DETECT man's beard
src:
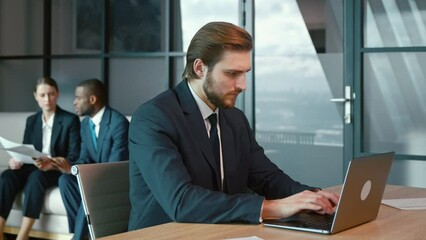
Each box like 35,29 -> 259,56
203,72 -> 234,109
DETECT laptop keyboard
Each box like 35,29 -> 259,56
302,213 -> 334,230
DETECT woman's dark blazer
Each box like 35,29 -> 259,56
23,106 -> 81,162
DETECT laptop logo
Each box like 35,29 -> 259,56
361,180 -> 372,201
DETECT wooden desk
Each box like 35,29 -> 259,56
99,185 -> 426,240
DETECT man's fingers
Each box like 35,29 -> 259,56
299,190 -> 338,214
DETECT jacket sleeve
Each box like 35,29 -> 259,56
240,114 -> 316,199
107,115 -> 129,162
74,119 -> 90,164
64,115 -> 81,162
23,116 -> 33,145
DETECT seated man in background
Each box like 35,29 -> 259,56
128,21 -> 339,231
52,79 -> 129,240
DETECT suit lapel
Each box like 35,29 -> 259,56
174,81 -> 221,186
33,112 -> 43,151
96,107 -> 111,159
219,113 -> 236,194
50,108 -> 63,156
83,118 -> 96,155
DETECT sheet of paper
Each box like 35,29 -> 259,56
0,136 -> 45,164
382,198 -> 426,210
225,237 -> 263,240
5,145 -> 47,159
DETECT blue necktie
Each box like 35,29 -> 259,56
89,120 -> 97,151
208,113 -> 220,172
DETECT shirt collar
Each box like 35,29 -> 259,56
187,81 -> 219,120
42,113 -> 55,128
90,107 -> 106,126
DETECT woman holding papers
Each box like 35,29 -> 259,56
0,77 -> 81,240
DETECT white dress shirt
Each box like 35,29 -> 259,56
42,113 -> 55,156
90,107 -> 106,138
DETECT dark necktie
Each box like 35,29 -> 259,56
208,113 -> 220,172
89,120 -> 97,151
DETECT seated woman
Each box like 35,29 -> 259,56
0,77 -> 81,240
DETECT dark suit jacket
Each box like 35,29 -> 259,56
24,106 -> 81,162
128,80 -> 315,230
74,106 -> 129,164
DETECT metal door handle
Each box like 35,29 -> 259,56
330,98 -> 347,102
330,86 -> 354,124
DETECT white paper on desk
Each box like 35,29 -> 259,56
225,237 -> 263,240
382,198 -> 426,210
0,136 -> 46,164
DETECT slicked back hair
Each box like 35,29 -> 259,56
182,21 -> 253,80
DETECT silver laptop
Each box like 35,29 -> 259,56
263,152 -> 394,234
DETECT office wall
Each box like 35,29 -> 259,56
109,58 -> 168,115
0,60 -> 42,111
389,160 -> 426,188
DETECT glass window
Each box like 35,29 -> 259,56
0,60 -> 43,111
363,52 -> 426,155
175,0 -> 238,52
0,0 -> 43,56
110,0 -> 163,52
51,59 -> 102,112
109,58 -> 167,115
52,0 -> 102,54
255,0 -> 344,187
171,56 -> 185,86
364,0 -> 426,47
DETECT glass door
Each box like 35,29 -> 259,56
355,0 -> 426,188
253,0 -> 347,188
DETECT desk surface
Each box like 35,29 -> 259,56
99,185 -> 426,240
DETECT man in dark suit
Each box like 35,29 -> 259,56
128,22 -> 339,231
52,79 -> 129,240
